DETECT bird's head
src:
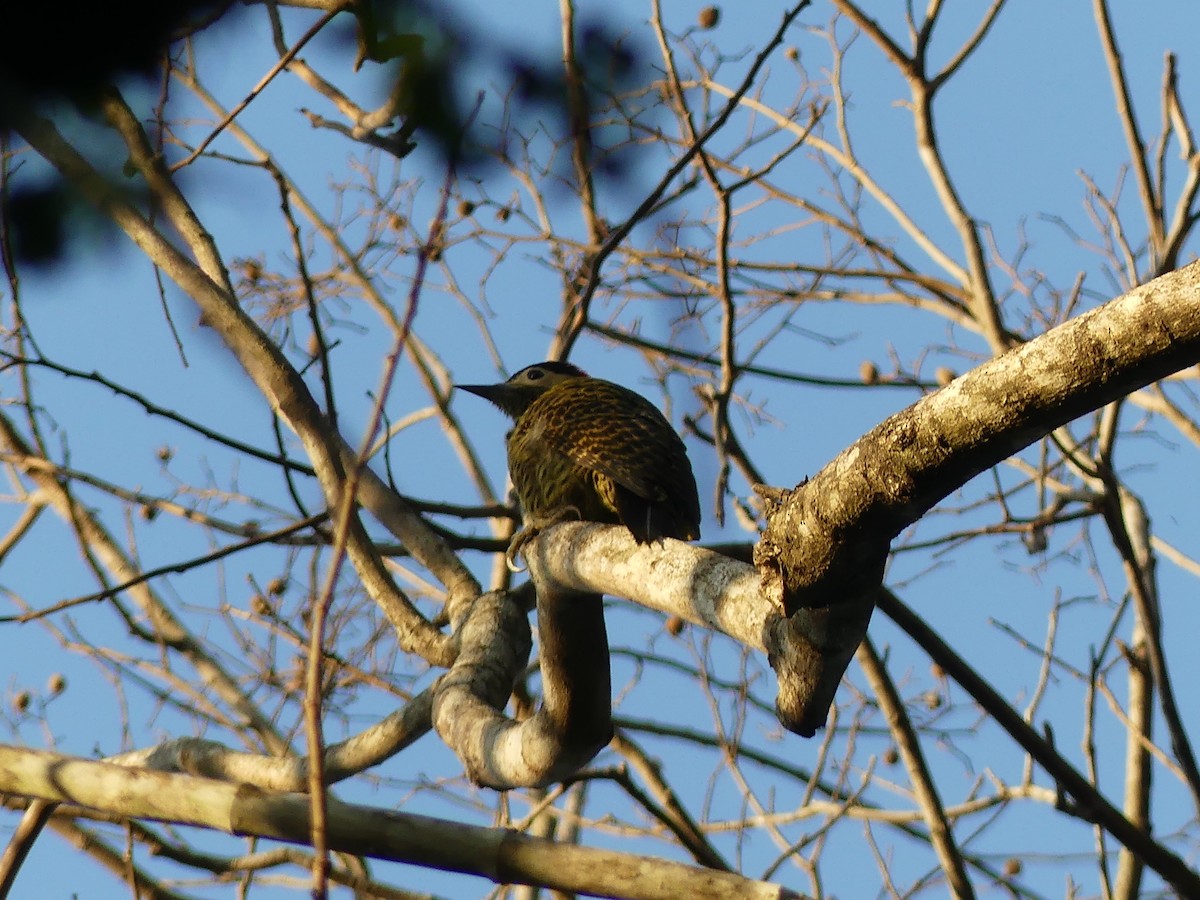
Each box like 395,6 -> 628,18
455,361 -> 588,419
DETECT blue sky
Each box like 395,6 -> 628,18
4,1 -> 1200,896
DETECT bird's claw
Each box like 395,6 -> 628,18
506,527 -> 536,572
505,506 -> 583,572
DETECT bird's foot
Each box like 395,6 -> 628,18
506,527 -> 537,572
505,506 -> 583,572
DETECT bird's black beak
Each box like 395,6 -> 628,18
454,382 -> 504,404
456,381 -> 526,420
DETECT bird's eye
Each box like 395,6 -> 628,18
526,369 -> 545,381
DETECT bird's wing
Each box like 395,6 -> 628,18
534,381 -> 680,501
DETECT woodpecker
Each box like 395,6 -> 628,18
457,361 -> 701,558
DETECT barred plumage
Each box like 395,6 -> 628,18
457,361 -> 701,544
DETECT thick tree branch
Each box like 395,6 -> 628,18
759,259 -> 1200,609
758,260 -> 1200,732
529,263 -> 1200,748
0,744 -> 805,900
430,588 -> 595,790
433,577 -> 614,790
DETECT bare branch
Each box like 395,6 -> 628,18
0,744 -> 807,900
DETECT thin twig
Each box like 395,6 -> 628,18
0,799 -> 57,897
171,6 -> 346,172
857,639 -> 974,898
